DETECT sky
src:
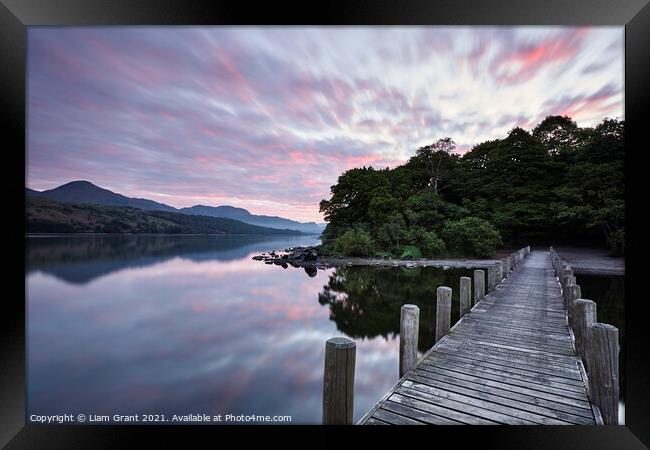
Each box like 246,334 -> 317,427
27,27 -> 624,223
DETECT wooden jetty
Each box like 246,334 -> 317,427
321,246 -> 620,425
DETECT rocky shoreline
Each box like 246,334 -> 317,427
252,245 -> 502,274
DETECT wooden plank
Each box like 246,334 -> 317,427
396,385 -> 570,425
413,362 -> 592,409
387,394 -> 492,424
448,330 -> 576,356
437,339 -> 581,370
441,335 -> 580,362
364,417 -> 390,425
424,353 -> 588,392
450,324 -> 576,348
417,362 -> 590,402
429,351 -> 586,386
402,380 -> 594,424
406,372 -> 594,419
372,408 -> 425,425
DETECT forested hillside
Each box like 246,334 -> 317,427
27,198 -> 302,235
319,116 -> 624,258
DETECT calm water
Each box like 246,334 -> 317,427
26,235 -> 474,424
26,236 -> 626,424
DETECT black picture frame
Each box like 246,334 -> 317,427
2,0 -> 648,447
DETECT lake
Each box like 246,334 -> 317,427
26,234 -> 475,424
26,235 -> 625,424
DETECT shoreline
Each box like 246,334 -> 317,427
254,245 -> 505,271
264,256 -> 502,270
254,245 -> 625,276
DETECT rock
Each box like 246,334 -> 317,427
304,249 -> 318,261
252,256 -> 264,261
304,266 -> 318,277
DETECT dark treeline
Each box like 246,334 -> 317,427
319,116 -> 624,257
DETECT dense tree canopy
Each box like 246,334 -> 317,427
320,116 -> 624,257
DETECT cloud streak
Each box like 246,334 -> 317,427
27,27 -> 623,222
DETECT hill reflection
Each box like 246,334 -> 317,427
26,234 -> 321,284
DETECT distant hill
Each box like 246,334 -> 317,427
26,181 -> 177,212
26,197 -> 302,235
26,181 -> 324,234
180,205 -> 324,234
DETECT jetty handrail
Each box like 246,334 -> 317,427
321,246 -> 532,425
549,246 -> 619,425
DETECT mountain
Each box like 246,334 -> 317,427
26,180 -> 177,212
26,197 -> 302,235
180,205 -> 324,234
26,181 -> 324,234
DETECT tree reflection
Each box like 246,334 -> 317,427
318,266 -> 470,352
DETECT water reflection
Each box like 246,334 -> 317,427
27,235 -> 430,424
26,234 -> 321,284
29,236 -> 618,424
319,266 -> 473,352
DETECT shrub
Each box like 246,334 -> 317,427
333,228 -> 375,257
442,217 -> 502,257
412,228 -> 446,258
400,245 -> 422,260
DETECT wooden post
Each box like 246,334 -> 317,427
560,264 -> 572,284
473,270 -> 485,305
487,266 -> 497,292
561,273 -> 575,294
510,253 -> 516,269
459,277 -> 471,318
435,286 -> 452,343
501,257 -> 510,278
562,270 -> 576,289
567,284 -> 581,326
494,262 -> 503,284
588,323 -> 619,425
399,304 -> 420,378
323,337 -> 356,425
562,276 -> 575,309
574,299 -> 597,371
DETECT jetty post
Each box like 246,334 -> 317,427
435,286 -> 452,343
399,305 -> 420,378
587,323 -> 620,425
473,270 -> 485,305
323,337 -> 356,425
459,277 -> 471,318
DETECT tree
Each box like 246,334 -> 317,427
441,217 -> 502,258
319,117 -> 624,255
415,137 -> 456,195
532,115 -> 584,158
333,228 -> 375,257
